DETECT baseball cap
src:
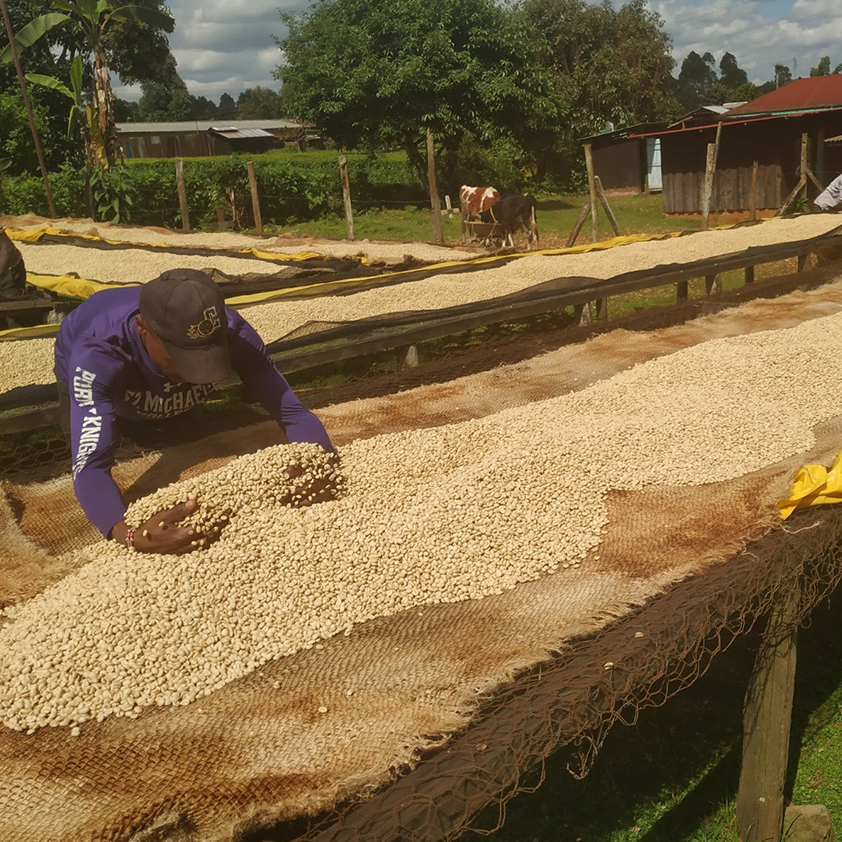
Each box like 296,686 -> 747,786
139,269 -> 232,384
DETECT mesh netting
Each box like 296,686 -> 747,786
4,278 -> 842,841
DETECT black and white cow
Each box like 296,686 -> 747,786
479,194 -> 539,250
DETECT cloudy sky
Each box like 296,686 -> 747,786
114,0 -> 842,102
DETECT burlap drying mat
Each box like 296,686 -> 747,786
4,284 -> 842,842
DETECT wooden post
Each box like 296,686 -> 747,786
595,176 -> 621,236
745,266 -> 755,285
701,142 -> 717,230
246,161 -> 263,236
175,158 -> 191,233
749,160 -> 759,222
736,584 -> 801,842
705,274 -> 722,295
594,297 -> 607,320
584,143 -> 599,243
676,281 -> 688,303
797,253 -> 809,272
574,302 -> 592,326
338,155 -> 354,241
426,128 -> 444,245
0,0 -> 56,218
445,194 -> 454,217
566,199 -> 592,247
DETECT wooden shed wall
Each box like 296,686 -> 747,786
661,112 -> 842,214
121,132 -> 216,159
592,138 -> 644,194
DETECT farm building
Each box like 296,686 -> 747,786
581,123 -> 666,195
116,119 -> 314,159
633,76 -> 842,215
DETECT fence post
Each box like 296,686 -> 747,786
175,158 -> 191,233
427,128 -> 444,245
701,142 -> 716,230
338,155 -> 354,241
584,143 -> 599,243
445,194 -> 454,217
749,160 -> 759,222
247,161 -> 263,236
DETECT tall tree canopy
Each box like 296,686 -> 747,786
276,0 -> 557,189
676,50 -> 717,111
237,86 -> 283,120
138,55 -> 191,121
719,52 -> 747,89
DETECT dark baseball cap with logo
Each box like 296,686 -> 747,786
139,269 -> 232,384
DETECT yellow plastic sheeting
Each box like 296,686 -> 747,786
777,448 -> 842,519
5,227 -> 355,265
26,272 -> 132,299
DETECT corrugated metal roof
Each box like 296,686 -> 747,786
116,119 -> 309,134
629,110 -> 838,139
827,134 -> 842,144
209,127 -> 274,139
727,76 -> 842,116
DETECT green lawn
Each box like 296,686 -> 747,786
460,596 -> 842,842
266,192 -> 701,246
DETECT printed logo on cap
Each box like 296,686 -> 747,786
186,306 -> 221,340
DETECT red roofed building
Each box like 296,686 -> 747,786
638,77 -> 842,214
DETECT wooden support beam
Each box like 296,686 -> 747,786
595,176 -> 621,237
749,160 -> 759,222
797,253 -> 809,272
594,297 -> 608,320
778,176 -> 806,217
736,583 -> 801,842
745,266 -> 755,285
426,128 -> 444,245
338,155 -> 354,241
705,274 -> 722,295
175,158 -> 191,233
246,161 -> 263,237
676,281 -> 689,303
701,142 -> 717,230
567,199 -> 592,248
574,302 -> 591,326
584,143 -> 599,243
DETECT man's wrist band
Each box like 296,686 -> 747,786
125,527 -> 136,551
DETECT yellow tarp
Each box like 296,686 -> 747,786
6,227 -> 350,265
777,448 -> 842,519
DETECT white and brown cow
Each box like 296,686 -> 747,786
480,194 -> 539,250
459,185 -> 501,219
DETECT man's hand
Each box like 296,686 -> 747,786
285,458 -> 341,507
110,500 -> 210,555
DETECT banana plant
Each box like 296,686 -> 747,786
1,0 -> 174,169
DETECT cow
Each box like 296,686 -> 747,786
479,194 -> 539,250
459,185 -> 501,219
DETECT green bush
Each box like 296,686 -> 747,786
0,148 -> 537,229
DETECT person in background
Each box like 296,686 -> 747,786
814,172 -> 842,213
55,268 -> 334,555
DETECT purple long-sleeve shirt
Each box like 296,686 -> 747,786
54,286 -> 333,537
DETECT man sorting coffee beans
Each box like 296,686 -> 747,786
55,268 -> 334,555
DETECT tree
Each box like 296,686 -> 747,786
677,50 -> 717,111
277,0 -> 557,189
138,55 -> 191,121
236,86 -> 283,120
0,89 -> 55,173
189,95 -> 217,120
1,0 -> 174,168
774,63 -> 792,87
719,52 -> 747,89
810,56 -> 831,77
217,92 -> 237,120
113,96 -> 140,122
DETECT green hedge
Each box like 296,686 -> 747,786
0,152 -> 431,229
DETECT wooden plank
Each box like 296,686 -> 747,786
736,583 -> 801,842
676,281 -> 689,302
585,143 -> 599,242
595,176 -> 621,236
594,298 -> 607,320
750,161 -> 759,221
246,161 -> 263,237
744,266 -> 755,285
797,253 -> 809,272
705,274 -> 722,295
427,129 -> 443,245
339,155 -> 354,241
701,143 -> 717,229
566,200 -> 592,247
176,158 -> 191,233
